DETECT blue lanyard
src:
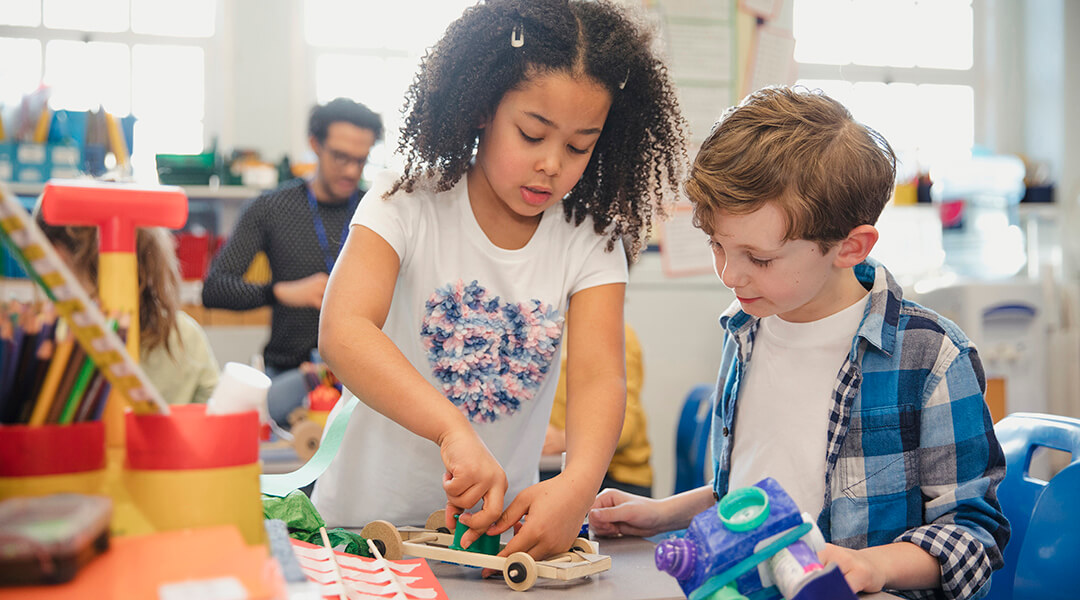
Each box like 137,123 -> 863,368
306,184 -> 359,273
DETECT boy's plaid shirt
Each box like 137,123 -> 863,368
710,258 -> 1010,600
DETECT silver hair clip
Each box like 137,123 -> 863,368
618,68 -> 629,90
511,24 -> 525,48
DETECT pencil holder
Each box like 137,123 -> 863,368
123,404 -> 265,545
0,421 -> 106,500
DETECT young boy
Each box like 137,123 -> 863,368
588,87 -> 1009,600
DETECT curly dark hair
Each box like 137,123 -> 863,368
309,98 -> 384,144
390,0 -> 687,259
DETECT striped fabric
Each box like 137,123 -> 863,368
710,258 -> 1009,600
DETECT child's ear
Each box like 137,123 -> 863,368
832,225 -> 879,268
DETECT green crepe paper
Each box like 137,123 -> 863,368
262,490 -> 371,557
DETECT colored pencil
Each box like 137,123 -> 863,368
75,370 -> 106,423
10,309 -> 44,423
88,316 -> 127,423
16,335 -> 54,424
29,328 -> 74,426
48,342 -> 85,424
58,354 -> 96,425
0,313 -> 24,424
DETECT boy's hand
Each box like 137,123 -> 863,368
817,543 -> 886,594
485,475 -> 593,562
438,428 -> 507,548
588,488 -> 666,538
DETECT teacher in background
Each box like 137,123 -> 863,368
202,98 -> 383,376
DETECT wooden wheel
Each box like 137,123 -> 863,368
571,537 -> 597,554
360,520 -> 404,560
426,509 -> 450,533
503,552 -> 537,592
290,419 -> 323,461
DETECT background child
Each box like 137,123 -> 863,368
36,213 -> 220,404
541,320 -> 652,496
588,87 -> 1009,599
542,245 -> 653,496
312,0 -> 687,561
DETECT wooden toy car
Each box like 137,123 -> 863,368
360,510 -> 611,591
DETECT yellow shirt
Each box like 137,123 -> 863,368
139,311 -> 220,404
549,324 -> 652,487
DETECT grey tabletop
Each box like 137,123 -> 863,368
425,535 -> 902,600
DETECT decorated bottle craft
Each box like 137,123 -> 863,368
654,477 -> 857,600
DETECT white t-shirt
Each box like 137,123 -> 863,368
727,293 -> 869,518
311,171 -> 628,527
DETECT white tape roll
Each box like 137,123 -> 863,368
206,361 -> 272,421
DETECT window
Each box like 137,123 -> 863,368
0,0 -> 218,182
304,0 -> 477,175
793,0 -> 976,175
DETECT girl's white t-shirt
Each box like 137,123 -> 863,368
311,171 -> 628,527
727,293 -> 869,518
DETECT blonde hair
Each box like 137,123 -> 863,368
35,214 -> 182,355
687,86 -> 896,251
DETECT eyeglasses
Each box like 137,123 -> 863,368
321,145 -> 368,170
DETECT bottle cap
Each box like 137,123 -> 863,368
718,485 -> 769,532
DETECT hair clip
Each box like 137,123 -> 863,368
618,68 -> 629,90
511,24 -> 525,48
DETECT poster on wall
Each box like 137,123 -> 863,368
744,25 -> 797,96
653,0 -> 735,151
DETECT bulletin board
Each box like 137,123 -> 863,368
648,0 -> 798,278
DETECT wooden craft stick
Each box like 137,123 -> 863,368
365,538 -> 408,600
319,527 -> 347,600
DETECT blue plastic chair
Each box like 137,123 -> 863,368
674,384 -> 714,494
986,412 -> 1080,600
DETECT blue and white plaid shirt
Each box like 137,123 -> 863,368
711,258 -> 1010,600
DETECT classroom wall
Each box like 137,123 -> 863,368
625,252 -> 733,497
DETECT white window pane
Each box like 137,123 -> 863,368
132,0 -> 216,37
305,0 -> 473,51
132,44 -> 204,120
794,79 -> 852,107
0,38 -> 42,105
43,0 -> 129,32
850,0 -> 916,68
793,0 -> 855,65
133,118 -> 204,180
315,52 -> 415,154
305,0 -> 381,48
913,1 -> 972,70
45,40 -> 130,114
849,82 -> 919,155
915,84 -> 973,167
0,0 -> 41,26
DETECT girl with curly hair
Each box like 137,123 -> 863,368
313,0 -> 687,561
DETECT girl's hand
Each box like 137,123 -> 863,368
485,475 -> 593,562
817,543 -> 887,594
588,488 -> 667,538
439,428 -> 507,548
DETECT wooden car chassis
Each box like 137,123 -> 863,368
360,511 -> 611,591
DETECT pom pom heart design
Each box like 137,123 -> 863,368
421,280 -> 564,423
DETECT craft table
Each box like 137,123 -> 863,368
423,534 -> 903,599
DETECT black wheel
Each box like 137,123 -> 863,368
503,552 -> 537,591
